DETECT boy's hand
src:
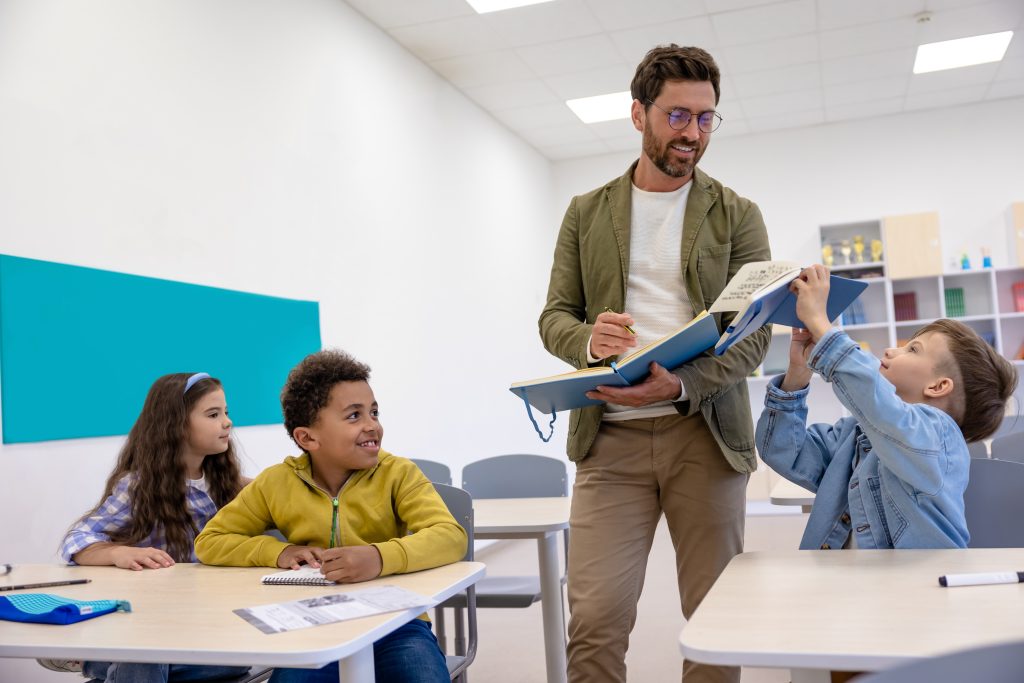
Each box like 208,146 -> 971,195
110,546 -> 175,571
781,328 -> 815,392
277,545 -> 324,570
790,264 -> 832,340
590,310 -> 638,360
320,546 -> 383,584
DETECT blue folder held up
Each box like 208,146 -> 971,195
713,271 -> 868,355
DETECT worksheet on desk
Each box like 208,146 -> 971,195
234,585 -> 436,634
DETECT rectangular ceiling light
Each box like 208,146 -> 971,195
466,0 -> 556,13
566,91 -> 634,124
913,31 -> 1013,74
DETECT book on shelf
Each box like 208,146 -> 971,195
893,292 -> 918,322
510,262 -> 868,436
262,565 -> 334,586
944,287 -> 966,317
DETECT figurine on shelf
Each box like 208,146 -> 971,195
870,238 -> 883,263
981,246 -> 992,268
839,239 -> 852,265
821,243 -> 834,267
961,251 -> 971,270
852,235 -> 865,263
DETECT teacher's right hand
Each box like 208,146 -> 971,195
590,310 -> 638,360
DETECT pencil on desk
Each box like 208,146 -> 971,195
0,579 -> 91,592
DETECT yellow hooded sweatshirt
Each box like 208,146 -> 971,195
195,450 -> 467,575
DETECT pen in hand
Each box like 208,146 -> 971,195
603,307 -> 636,335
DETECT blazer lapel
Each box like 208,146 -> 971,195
605,162 -> 637,306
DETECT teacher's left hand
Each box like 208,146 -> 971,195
586,362 -> 683,408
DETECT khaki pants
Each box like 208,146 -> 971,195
566,413 -> 748,683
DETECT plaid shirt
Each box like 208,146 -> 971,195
60,474 -> 219,563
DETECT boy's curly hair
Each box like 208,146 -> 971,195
281,349 -> 371,444
913,319 -> 1018,442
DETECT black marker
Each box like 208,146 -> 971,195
938,571 -> 1024,587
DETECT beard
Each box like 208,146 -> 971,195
641,123 -> 704,179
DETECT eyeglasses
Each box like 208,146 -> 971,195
646,100 -> 722,133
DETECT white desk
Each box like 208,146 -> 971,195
0,562 -> 485,683
679,549 -> 1024,683
473,497 -> 571,683
769,478 -> 815,513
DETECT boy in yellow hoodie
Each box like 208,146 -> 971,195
195,349 -> 466,683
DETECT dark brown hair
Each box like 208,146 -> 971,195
913,319 -> 1018,442
630,44 -> 721,106
281,350 -> 371,445
73,373 -> 244,562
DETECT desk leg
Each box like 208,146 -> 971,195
791,668 -> 829,683
338,645 -> 375,683
537,531 -> 567,683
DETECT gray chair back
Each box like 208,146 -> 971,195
967,440 -> 988,459
991,415 -> 1024,440
857,640 -> 1024,683
989,430 -> 1024,464
461,454 -> 567,499
964,458 -> 1024,548
431,483 -> 477,681
411,458 -> 453,485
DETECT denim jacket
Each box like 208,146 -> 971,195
755,329 -> 969,550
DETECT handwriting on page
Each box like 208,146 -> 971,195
708,261 -> 800,313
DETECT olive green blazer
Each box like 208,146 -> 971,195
539,162 -> 771,472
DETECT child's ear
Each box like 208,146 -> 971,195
924,376 -> 955,399
292,426 -> 318,451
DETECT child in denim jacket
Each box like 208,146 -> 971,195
756,265 -> 1017,550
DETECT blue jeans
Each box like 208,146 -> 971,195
83,662 -> 252,682
268,619 -> 448,683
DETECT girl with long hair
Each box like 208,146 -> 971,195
54,372 -> 251,682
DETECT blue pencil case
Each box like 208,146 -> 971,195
0,593 -> 131,625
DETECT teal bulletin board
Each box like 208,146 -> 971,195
0,255 -> 321,444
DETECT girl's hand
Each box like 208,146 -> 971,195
790,264 -> 832,340
320,546 -> 383,584
781,328 -> 815,392
276,544 -> 325,570
110,546 -> 175,571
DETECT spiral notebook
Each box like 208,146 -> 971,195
261,566 -> 335,586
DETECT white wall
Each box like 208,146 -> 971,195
0,0 -> 570,573
554,96 -> 1024,269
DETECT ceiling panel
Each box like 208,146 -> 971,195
343,0 -> 1024,160
710,0 -> 817,47
584,0 -> 709,32
514,33 -> 624,77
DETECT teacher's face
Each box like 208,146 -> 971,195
638,79 -> 716,184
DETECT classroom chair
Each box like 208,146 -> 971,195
411,458 -> 453,485
967,439 -> 988,459
856,640 -> 1024,682
435,454 -> 569,650
963,458 -> 1024,548
988,429 -> 1024,464
431,483 -> 478,683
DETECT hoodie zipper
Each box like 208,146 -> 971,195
329,496 -> 340,549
